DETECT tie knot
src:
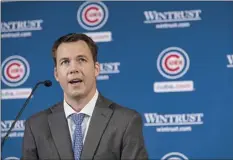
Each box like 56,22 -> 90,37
71,113 -> 85,125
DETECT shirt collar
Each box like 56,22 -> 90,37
64,90 -> 99,119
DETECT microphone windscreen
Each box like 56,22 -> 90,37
44,80 -> 52,87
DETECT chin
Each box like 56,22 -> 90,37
70,91 -> 85,98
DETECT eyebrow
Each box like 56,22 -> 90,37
58,55 -> 89,62
58,57 -> 69,63
76,55 -> 88,59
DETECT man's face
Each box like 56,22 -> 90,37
54,40 -> 100,100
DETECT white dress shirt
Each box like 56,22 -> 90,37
64,90 -> 99,144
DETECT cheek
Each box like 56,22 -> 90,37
56,70 -> 67,81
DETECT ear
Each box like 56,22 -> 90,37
54,67 -> 59,82
94,62 -> 100,77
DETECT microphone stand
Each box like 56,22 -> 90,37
1,81 -> 51,153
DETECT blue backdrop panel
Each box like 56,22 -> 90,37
1,1 -> 233,160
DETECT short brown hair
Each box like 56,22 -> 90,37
52,33 -> 98,66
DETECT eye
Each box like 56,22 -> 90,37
61,59 -> 69,65
79,58 -> 87,62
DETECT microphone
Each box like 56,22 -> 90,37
1,80 -> 52,150
44,80 -> 52,87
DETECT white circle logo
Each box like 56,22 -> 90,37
2,55 -> 30,87
77,1 -> 108,31
157,47 -> 190,79
161,152 -> 189,160
4,157 -> 19,160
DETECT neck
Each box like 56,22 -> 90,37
65,89 -> 97,112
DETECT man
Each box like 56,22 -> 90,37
22,33 -> 148,160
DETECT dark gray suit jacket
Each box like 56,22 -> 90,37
22,94 -> 148,160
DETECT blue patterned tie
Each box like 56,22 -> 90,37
71,113 -> 85,160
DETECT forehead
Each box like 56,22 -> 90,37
56,40 -> 92,58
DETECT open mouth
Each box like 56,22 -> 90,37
69,78 -> 83,84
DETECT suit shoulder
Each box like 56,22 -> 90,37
26,102 -> 62,122
110,100 -> 141,119
107,100 -> 144,130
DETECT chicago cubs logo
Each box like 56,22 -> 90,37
157,47 -> 190,79
161,152 -> 188,160
1,55 -> 30,87
4,157 -> 19,160
77,1 -> 108,31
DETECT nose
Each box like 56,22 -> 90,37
69,61 -> 80,74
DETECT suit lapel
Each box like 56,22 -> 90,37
81,94 -> 113,160
48,103 -> 74,160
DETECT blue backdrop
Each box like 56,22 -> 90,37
1,1 -> 233,160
